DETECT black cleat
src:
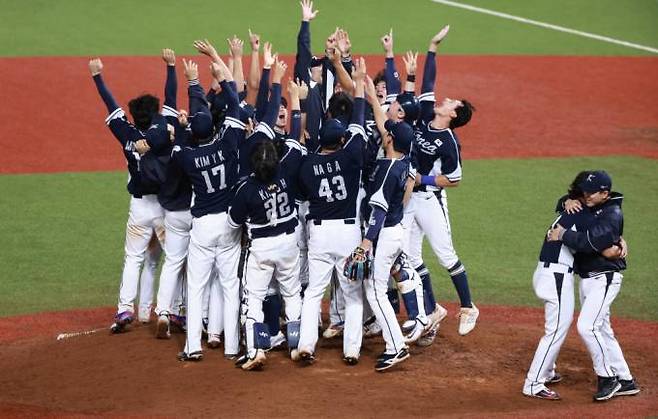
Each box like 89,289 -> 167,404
615,378 -> 640,396
594,376 -> 621,401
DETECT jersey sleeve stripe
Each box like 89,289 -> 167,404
418,92 -> 435,102
162,105 -> 178,118
224,116 -> 246,130
347,124 -> 367,141
255,123 -> 275,139
105,108 -> 125,125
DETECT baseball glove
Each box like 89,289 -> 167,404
343,246 -> 373,281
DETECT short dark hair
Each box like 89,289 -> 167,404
327,92 -> 353,120
251,140 -> 279,183
128,94 -> 160,131
449,99 -> 475,130
373,69 -> 386,87
568,170 -> 591,199
280,96 -> 288,109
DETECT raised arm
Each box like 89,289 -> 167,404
245,29 -> 261,106
381,29 -> 401,100
329,30 -> 355,96
162,48 -> 178,118
402,51 -> 418,94
365,75 -> 388,140
350,57 -> 366,127
294,0 -> 318,85
419,25 -> 449,122
228,36 -> 245,94
210,61 -> 239,119
89,58 -> 119,113
287,80 -> 302,141
259,59 -> 286,129
255,42 -> 275,122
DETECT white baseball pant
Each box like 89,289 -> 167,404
364,224 -> 406,354
117,195 -> 165,313
244,232 -> 301,357
577,272 -> 632,380
523,262 -> 575,395
299,220 -> 363,357
183,212 -> 241,356
297,201 -> 310,288
155,209 -> 192,316
137,233 -> 163,316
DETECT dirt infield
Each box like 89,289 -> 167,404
0,55 -> 657,174
1,303 -> 656,417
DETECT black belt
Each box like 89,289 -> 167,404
543,261 -> 573,273
312,219 -> 356,225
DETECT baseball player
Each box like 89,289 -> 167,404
400,27 -> 478,344
174,58 -> 243,361
229,96 -> 306,370
523,171 -> 627,400
89,58 -> 167,333
547,171 -> 639,401
296,58 -> 370,365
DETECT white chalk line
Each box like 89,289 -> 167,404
430,0 -> 658,54
56,327 -> 104,341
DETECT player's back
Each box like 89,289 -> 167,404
539,209 -> 594,267
367,157 -> 410,227
177,135 -> 239,218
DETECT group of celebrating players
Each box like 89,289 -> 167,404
90,0 -> 478,372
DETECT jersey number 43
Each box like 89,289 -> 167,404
318,175 -> 347,202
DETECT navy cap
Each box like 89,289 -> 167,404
579,170 -> 612,193
310,56 -> 323,67
395,92 -> 420,124
384,120 -> 413,155
189,112 -> 214,140
319,118 -> 346,147
239,103 -> 255,124
145,115 -> 170,154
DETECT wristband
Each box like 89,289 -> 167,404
420,175 -> 435,186
406,74 -> 416,82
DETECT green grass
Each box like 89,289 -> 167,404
0,0 -> 656,56
1,157 -> 656,320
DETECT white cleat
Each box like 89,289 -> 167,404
457,303 -> 479,336
363,319 -> 382,338
207,333 -> 222,349
138,305 -> 152,324
403,319 -> 428,344
241,349 -> 266,371
267,331 -> 286,352
429,303 -> 448,330
155,313 -> 171,339
322,322 -> 344,339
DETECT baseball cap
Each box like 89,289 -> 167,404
189,111 -> 214,140
395,92 -> 420,124
145,115 -> 170,153
310,56 -> 323,68
579,170 -> 612,193
384,120 -> 414,155
319,118 -> 346,148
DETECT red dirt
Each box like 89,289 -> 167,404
0,55 -> 657,174
1,303 -> 656,417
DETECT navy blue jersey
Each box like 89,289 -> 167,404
538,210 -> 595,267
157,128 -> 193,211
299,123 -> 368,220
412,123 -> 462,190
279,138 -> 307,203
239,123 -> 275,178
175,116 -> 244,218
228,174 -> 298,239
367,158 -> 410,227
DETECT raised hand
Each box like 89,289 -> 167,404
135,139 -> 151,155
183,58 -> 198,81
364,75 -> 377,104
88,58 -> 103,76
272,58 -> 287,84
402,51 -> 418,76
325,27 -> 338,54
352,57 -> 367,82
263,42 -> 276,69
381,28 -> 393,57
336,29 -> 351,57
288,79 -> 300,98
431,25 -> 450,45
227,36 -> 244,58
162,49 -> 176,66
300,0 -> 318,22
298,80 -> 309,100
193,39 -> 219,59
210,62 -> 225,82
248,29 -> 260,51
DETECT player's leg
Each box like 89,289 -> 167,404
299,223 -> 336,358
271,234 -> 302,360
138,233 -> 162,323
155,209 -> 192,338
296,201 -> 310,292
325,272 -> 346,338
263,280 -> 284,350
599,301 -> 639,396
391,254 -> 429,344
577,272 -> 623,401
114,196 -> 160,331
523,265 -> 575,399
213,214 -> 241,358
364,225 -> 408,371
206,268 -> 224,348
180,215 -> 218,360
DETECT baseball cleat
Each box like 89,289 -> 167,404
322,322 -> 344,339
224,353 -> 238,361
299,348 -> 316,364
155,313 -> 171,339
593,376 -> 622,401
343,354 -> 359,366
525,388 -> 561,401
266,331 -> 286,352
110,311 -> 134,334
290,349 -> 301,362
546,372 -> 562,384
138,305 -> 152,323
457,303 -> 479,336
403,319 -> 428,344
241,349 -> 266,371
177,350 -> 203,362
170,314 -> 187,332
363,317 -> 382,338
375,347 -> 410,372
429,303 -> 448,329
401,320 -> 416,334
615,378 -> 640,396
201,317 -> 209,338
207,333 -> 221,349
416,327 -> 438,347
